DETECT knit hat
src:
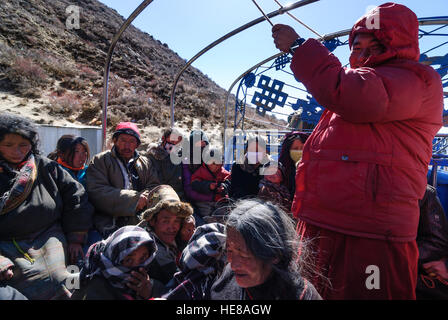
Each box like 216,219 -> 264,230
112,122 -> 141,145
138,185 -> 193,227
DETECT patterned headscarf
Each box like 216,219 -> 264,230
80,226 -> 157,295
163,223 -> 227,300
0,153 -> 37,215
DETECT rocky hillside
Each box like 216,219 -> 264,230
0,0 -> 287,148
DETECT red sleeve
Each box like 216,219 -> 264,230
290,39 -> 424,123
191,170 -> 199,182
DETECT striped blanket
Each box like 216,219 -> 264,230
0,223 -> 75,300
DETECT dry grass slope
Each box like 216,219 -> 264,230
0,0 -> 287,146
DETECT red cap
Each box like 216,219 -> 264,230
113,122 -> 141,144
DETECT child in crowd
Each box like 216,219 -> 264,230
176,215 -> 196,251
191,146 -> 231,220
72,226 -> 158,300
258,161 -> 292,213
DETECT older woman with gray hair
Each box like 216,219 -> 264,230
210,199 -> 321,300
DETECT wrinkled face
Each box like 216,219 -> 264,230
114,134 -> 139,161
180,220 -> 195,242
121,245 -> 150,268
71,143 -> 88,168
0,133 -> 32,165
150,209 -> 182,245
350,33 -> 386,67
226,227 -> 272,288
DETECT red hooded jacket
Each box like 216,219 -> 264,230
291,3 -> 444,242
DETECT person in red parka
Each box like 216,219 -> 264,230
272,2 -> 444,299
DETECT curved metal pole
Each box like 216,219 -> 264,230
101,0 -> 154,151
169,0 -> 320,128
223,52 -> 284,153
245,116 -> 291,129
223,17 -> 448,152
419,17 -> 448,25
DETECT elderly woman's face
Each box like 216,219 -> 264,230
0,134 -> 32,165
226,227 -> 272,288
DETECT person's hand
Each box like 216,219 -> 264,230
423,259 -> 448,280
0,267 -> 14,281
68,243 -> 84,264
136,191 -> 149,212
127,267 -> 152,299
217,186 -> 224,193
210,183 -> 217,190
272,24 -> 300,53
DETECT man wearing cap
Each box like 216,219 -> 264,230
86,122 -> 160,237
138,185 -> 193,289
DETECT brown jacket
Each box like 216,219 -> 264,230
86,148 -> 159,235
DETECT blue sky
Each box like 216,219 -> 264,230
97,0 -> 447,121
98,0 -> 447,87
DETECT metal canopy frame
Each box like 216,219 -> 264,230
225,16 -> 448,144
100,0 -> 320,150
101,0 -> 154,151
100,1 -> 447,152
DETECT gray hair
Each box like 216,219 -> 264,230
225,199 -> 307,279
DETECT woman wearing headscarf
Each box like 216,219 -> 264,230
162,223 -> 226,300
72,226 -> 159,300
0,113 -> 93,300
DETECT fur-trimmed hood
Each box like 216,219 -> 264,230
138,185 -> 193,226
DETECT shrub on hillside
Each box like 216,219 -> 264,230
79,65 -> 99,80
47,94 -> 81,116
78,101 -> 100,122
0,43 -> 15,69
60,77 -> 89,91
6,57 -> 49,98
42,55 -> 79,80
